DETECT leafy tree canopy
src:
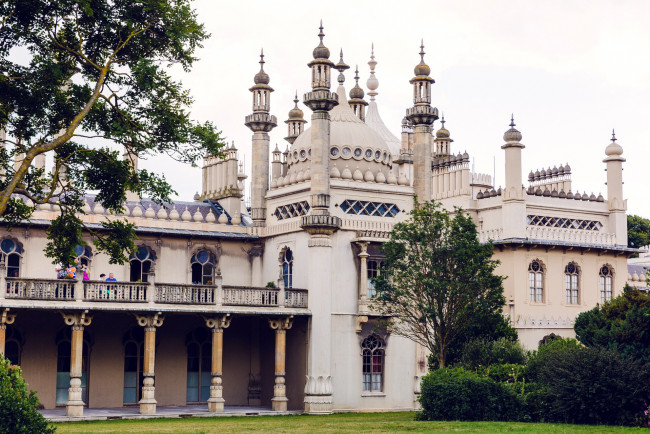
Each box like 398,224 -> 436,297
0,0 -> 225,265
574,288 -> 650,366
627,214 -> 650,249
372,199 -> 507,368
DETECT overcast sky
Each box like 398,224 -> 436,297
133,1 -> 649,217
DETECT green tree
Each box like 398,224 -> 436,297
627,214 -> 650,249
0,0 -> 225,266
574,287 -> 650,365
0,356 -> 55,434
372,199 -> 507,368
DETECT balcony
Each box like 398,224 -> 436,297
1,277 -> 309,313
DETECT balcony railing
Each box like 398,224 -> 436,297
1,277 -> 308,310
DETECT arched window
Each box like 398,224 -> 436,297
186,328 -> 211,403
362,335 -> 385,392
1,238 -> 22,278
123,327 -> 144,404
4,326 -> 23,365
528,260 -> 544,302
367,260 -> 381,298
74,244 -> 93,267
282,248 -> 293,289
565,262 -> 580,304
599,265 -> 613,303
129,246 -> 155,282
191,250 -> 216,285
55,329 -> 90,406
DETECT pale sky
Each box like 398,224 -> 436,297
25,1 -> 650,216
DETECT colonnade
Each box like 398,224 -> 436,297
0,307 -> 295,417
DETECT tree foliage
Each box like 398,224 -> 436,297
0,356 -> 55,434
0,0 -> 225,265
372,199 -> 506,368
627,214 -> 650,249
574,288 -> 650,366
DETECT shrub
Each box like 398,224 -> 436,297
418,367 -> 523,421
457,337 -> 527,370
477,363 -> 526,384
0,356 -> 55,434
537,346 -> 650,425
525,337 -> 581,382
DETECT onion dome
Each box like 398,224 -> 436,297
414,40 -> 431,76
349,66 -> 365,99
253,49 -> 270,84
288,92 -> 304,119
564,163 -> 571,174
558,164 -> 565,175
312,21 -> 330,59
436,116 -> 450,139
605,129 -> 623,157
552,166 -> 558,176
540,168 -> 547,178
528,170 -> 534,181
503,114 -> 522,143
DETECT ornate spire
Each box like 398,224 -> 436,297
611,129 -> 617,142
334,49 -> 349,84
285,91 -> 306,145
254,49 -> 269,85
349,64 -> 368,121
503,114 -> 522,143
349,66 -> 364,99
367,43 -> 378,101
245,50 -> 276,132
414,39 -> 431,77
312,20 -> 330,60
407,41 -> 437,125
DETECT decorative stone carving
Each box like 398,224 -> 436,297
304,375 -> 334,414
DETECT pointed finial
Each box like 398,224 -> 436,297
611,129 -> 616,142
420,39 -> 425,62
293,91 -> 299,107
441,114 -> 446,128
367,44 -> 379,99
259,49 -> 265,70
319,20 -> 324,42
335,48 -> 349,84
354,65 -> 360,85
510,114 -> 515,127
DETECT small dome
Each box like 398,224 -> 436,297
436,116 -> 450,138
605,130 -> 623,156
254,50 -> 270,84
313,23 -> 330,59
288,106 -> 303,119
413,41 -> 431,76
350,85 -> 364,100
503,115 -> 522,143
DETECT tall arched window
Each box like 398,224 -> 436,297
4,326 -> 23,365
599,265 -> 613,303
74,244 -> 93,267
367,260 -> 381,298
528,260 -> 544,302
130,246 -> 155,282
1,238 -> 22,278
123,327 -> 144,404
55,329 -> 90,406
186,328 -> 211,403
282,248 -> 293,288
362,335 -> 385,392
191,250 -> 216,285
565,262 -> 580,304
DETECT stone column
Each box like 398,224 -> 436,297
0,262 -> 6,301
501,118 -> 527,239
0,308 -> 16,356
135,312 -> 164,415
61,310 -> 93,417
204,314 -> 231,413
268,316 -> 293,412
357,242 -> 369,314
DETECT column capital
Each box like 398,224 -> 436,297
135,312 -> 164,329
268,315 -> 293,331
61,310 -> 92,327
356,241 -> 370,256
204,314 -> 231,330
1,308 -> 16,326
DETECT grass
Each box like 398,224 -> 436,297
53,411 -> 644,433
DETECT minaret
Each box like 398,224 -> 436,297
271,144 -> 282,180
281,145 -> 289,176
300,22 -> 339,416
434,116 -> 453,157
123,146 -> 139,202
349,66 -> 368,122
367,44 -> 378,102
284,92 -> 306,145
301,22 -> 339,223
603,130 -> 627,245
244,50 -> 277,227
406,41 -> 438,202
501,115 -> 526,239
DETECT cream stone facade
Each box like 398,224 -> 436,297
0,25 -> 638,417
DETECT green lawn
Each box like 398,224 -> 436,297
53,412 -> 643,433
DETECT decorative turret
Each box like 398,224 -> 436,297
244,50 -> 277,227
281,145 -> 289,176
603,129 -> 627,245
434,115 -> 453,156
334,49 -> 349,85
406,41 -> 438,201
301,21 -> 341,248
271,144 -> 282,180
284,92 -> 307,145
348,66 -> 368,122
501,115 -> 526,239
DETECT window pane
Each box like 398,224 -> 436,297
123,387 -> 137,404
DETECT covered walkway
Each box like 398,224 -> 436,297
41,405 -> 300,422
